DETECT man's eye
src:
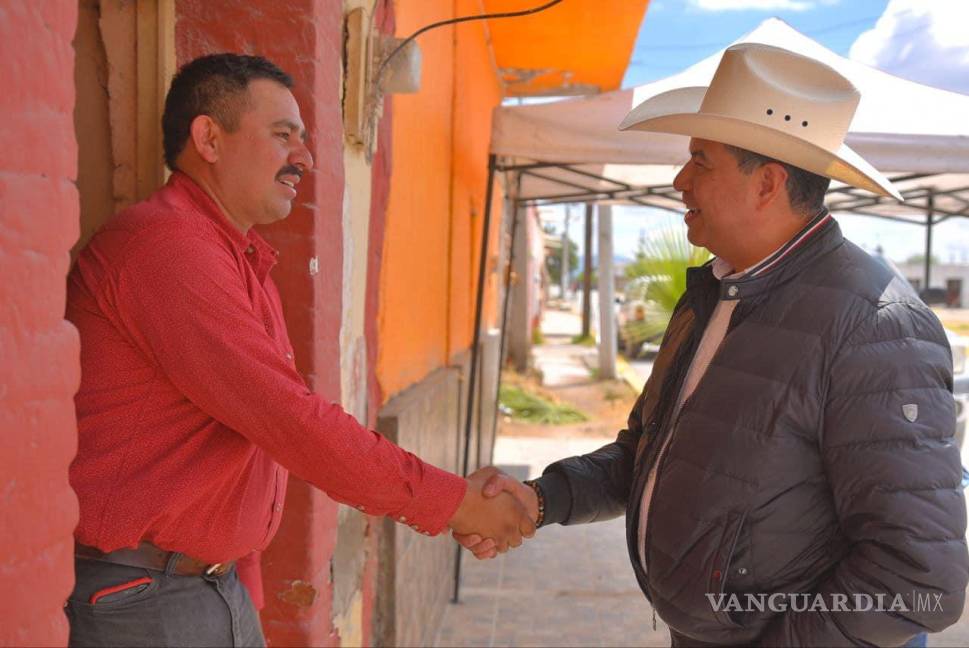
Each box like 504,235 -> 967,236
275,132 -> 289,140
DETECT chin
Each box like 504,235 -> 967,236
263,202 -> 293,223
686,227 -> 703,248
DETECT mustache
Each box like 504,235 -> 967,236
276,165 -> 303,181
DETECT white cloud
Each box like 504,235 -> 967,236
687,0 -> 836,12
849,0 -> 969,94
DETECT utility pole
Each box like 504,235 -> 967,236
924,192 -> 934,293
581,203 -> 593,338
597,204 -> 617,379
561,206 -> 571,301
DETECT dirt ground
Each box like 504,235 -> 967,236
498,364 -> 637,440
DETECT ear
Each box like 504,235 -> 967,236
188,115 -> 221,164
753,162 -> 789,210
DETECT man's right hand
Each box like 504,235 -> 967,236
452,468 -> 539,559
447,467 -> 536,553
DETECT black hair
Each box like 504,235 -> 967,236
162,53 -> 293,170
724,145 -> 831,216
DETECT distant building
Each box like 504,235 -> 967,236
897,262 -> 969,308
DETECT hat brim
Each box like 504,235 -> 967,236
619,87 -> 902,201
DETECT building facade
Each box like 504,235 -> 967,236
0,1 -> 646,644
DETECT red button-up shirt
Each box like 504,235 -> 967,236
67,172 -> 466,599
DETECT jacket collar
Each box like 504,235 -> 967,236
686,208 -> 842,301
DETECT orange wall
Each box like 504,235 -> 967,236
450,0 -> 505,359
378,0 -> 504,399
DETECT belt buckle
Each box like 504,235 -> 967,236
205,562 -> 226,576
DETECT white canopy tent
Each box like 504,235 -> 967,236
489,17 -> 969,225
483,18 -> 969,384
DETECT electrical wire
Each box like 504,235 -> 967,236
375,0 -> 565,83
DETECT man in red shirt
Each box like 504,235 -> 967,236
65,53 -> 532,647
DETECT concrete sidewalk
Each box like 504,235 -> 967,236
434,435 -> 670,648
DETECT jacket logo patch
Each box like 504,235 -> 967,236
902,403 -> 919,423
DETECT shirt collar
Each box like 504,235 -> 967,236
714,208 -> 833,301
168,171 -> 280,282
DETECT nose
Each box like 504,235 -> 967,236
291,140 -> 314,174
673,161 -> 692,192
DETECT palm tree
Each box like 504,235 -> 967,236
621,227 -> 711,351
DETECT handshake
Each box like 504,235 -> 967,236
446,466 -> 540,560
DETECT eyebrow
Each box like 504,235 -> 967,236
689,149 -> 710,163
272,119 -> 308,142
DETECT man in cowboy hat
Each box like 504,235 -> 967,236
456,43 -> 968,646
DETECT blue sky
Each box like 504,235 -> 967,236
541,0 -> 969,269
623,0 -> 890,87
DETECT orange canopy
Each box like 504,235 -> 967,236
482,0 -> 649,96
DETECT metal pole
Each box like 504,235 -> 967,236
924,192 -> 934,293
581,203 -> 593,338
453,153 -> 497,603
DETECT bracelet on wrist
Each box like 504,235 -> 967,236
523,479 -> 545,528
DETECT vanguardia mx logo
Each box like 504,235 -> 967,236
706,591 -> 944,613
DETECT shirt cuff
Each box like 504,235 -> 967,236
393,463 -> 467,536
534,471 -> 571,526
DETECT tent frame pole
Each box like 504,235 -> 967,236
452,153 -> 497,603
924,191 -> 935,291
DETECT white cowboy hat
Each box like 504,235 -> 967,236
618,43 -> 902,200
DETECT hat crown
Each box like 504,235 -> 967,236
699,43 -> 860,154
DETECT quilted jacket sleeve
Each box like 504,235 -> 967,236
532,382 -> 647,526
758,300 -> 969,646
532,300 -> 696,527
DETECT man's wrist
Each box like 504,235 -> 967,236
523,479 -> 545,527
531,472 -> 570,526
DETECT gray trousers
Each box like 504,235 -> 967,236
66,555 -> 265,647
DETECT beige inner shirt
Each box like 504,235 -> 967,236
636,257 -> 744,573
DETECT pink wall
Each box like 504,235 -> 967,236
0,3 -> 81,645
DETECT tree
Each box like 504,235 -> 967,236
623,227 -> 711,343
545,238 -> 579,287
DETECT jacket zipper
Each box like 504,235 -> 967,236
641,299 -> 746,613
643,398 -> 690,632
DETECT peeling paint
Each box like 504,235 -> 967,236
333,589 -> 364,647
276,580 -> 318,608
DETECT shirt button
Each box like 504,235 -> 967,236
737,567 -> 748,575
246,246 -> 255,255
398,516 -> 406,523
285,352 -> 293,360
727,285 -> 739,297
274,504 -> 283,512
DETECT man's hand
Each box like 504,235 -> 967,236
447,467 -> 536,553
453,468 -> 539,559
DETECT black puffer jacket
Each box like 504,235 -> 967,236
536,218 -> 968,646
